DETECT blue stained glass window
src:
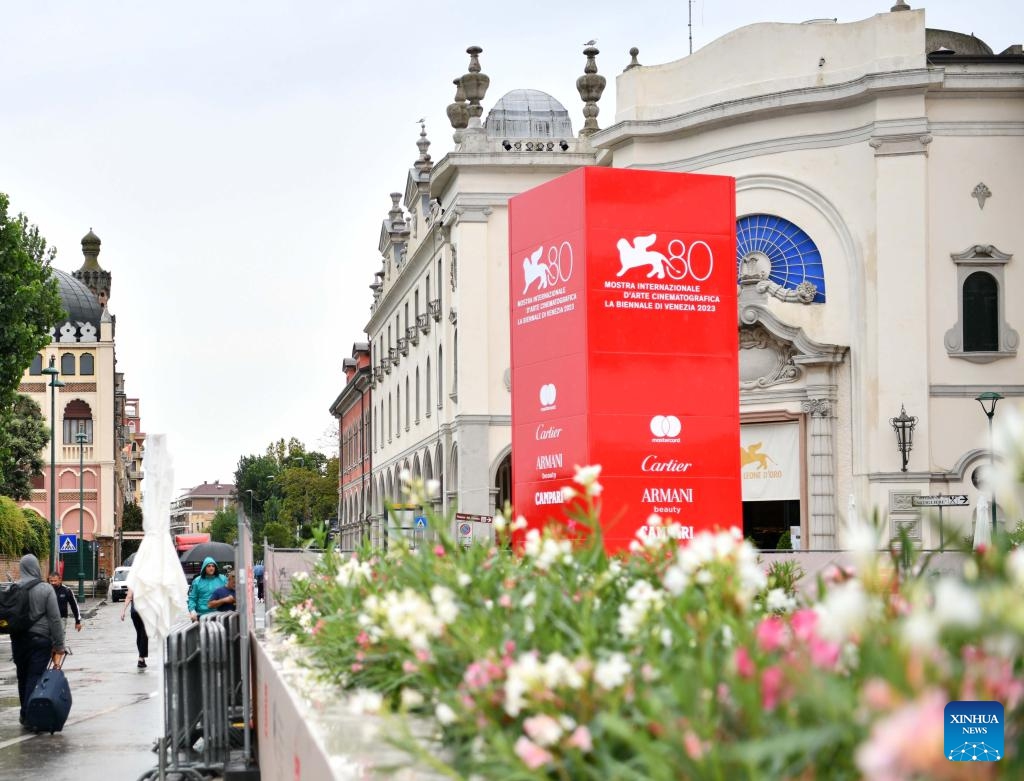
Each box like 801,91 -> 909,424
736,215 -> 826,303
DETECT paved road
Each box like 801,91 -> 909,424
0,596 -> 164,781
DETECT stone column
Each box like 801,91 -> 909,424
802,398 -> 837,548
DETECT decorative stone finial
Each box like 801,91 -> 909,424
446,77 -> 469,144
414,121 -> 432,173
576,46 -> 607,137
890,0 -> 910,11
972,182 -> 991,210
80,229 -> 102,270
624,47 -> 641,71
460,46 -> 490,129
388,193 -> 406,231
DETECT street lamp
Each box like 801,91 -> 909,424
41,356 -> 64,575
245,489 -> 255,519
76,431 -> 87,600
975,391 -> 1003,536
889,404 -> 918,473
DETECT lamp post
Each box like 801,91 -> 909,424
76,431 -> 87,600
41,356 -> 64,575
889,405 -> 918,473
245,489 -> 255,520
975,391 -> 1003,536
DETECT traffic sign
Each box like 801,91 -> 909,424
59,534 -> 78,553
414,516 -> 428,529
911,495 -> 969,507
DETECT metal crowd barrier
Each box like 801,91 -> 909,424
138,612 -> 244,781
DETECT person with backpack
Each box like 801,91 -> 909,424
48,572 -> 82,633
5,554 -> 66,727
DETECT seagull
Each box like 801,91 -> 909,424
416,117 -> 425,124
583,39 -> 596,46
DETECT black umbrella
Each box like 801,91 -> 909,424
179,541 -> 235,565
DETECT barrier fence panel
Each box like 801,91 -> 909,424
263,546 -> 320,627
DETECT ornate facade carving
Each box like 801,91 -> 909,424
739,325 -> 801,389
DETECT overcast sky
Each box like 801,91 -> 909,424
2,1 -> 1016,494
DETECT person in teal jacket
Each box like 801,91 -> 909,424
187,557 -> 227,621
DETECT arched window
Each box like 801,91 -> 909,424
426,358 -> 432,416
963,272 -> 999,352
29,354 -> 43,375
63,399 -> 93,444
405,375 -> 410,430
437,346 -> 443,410
80,353 -> 95,375
452,330 -> 458,398
736,214 -> 825,302
388,395 -> 393,442
61,353 -> 76,376
415,367 -> 421,423
944,244 -> 1017,361
396,385 -> 401,437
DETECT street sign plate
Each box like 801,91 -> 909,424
59,533 -> 78,553
414,516 -> 428,529
911,495 -> 969,507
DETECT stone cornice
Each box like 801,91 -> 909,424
594,69 -> 941,146
430,151 -> 596,196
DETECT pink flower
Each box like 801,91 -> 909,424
760,666 -> 783,711
514,736 -> 553,769
855,690 -> 948,780
523,714 -> 563,747
499,594 -> 513,609
402,660 -> 419,674
433,545 -> 446,557
415,648 -> 431,662
356,631 -> 371,648
809,637 -> 841,669
350,663 -> 363,672
311,618 -> 326,636
733,647 -> 755,678
755,616 -> 787,653
566,725 -> 593,753
789,609 -> 818,642
683,730 -> 705,759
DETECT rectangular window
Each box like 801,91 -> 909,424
63,418 -> 94,444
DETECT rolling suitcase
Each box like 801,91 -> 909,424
25,654 -> 73,733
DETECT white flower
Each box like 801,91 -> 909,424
561,486 -> 577,501
815,581 -> 873,643
399,468 -> 412,484
521,591 -> 536,609
347,689 -> 383,715
594,652 -> 631,690
291,571 -> 309,582
425,479 -> 440,498
512,515 -> 528,531
335,557 -> 373,587
931,578 -> 981,630
493,515 -> 507,532
457,572 -> 472,588
1006,548 -> 1024,586
435,702 -> 457,725
901,610 -> 939,651
523,714 -> 564,747
400,688 -> 425,710
765,588 -> 796,613
542,652 -> 584,690
617,579 -> 665,637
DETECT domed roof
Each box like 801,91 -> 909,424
485,89 -> 574,139
51,267 -> 102,328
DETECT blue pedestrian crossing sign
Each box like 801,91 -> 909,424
413,516 -> 428,530
59,534 -> 78,553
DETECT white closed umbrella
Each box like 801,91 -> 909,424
973,494 -> 992,551
126,434 -> 188,640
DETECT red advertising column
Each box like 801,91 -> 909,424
510,167 -> 740,552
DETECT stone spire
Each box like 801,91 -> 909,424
576,45 -> 607,137
890,0 -> 910,10
624,47 -> 642,71
388,193 -> 406,232
414,121 -> 433,174
73,228 -> 111,308
460,46 -> 490,129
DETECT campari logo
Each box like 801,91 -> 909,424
944,701 -> 1003,762
539,383 -> 557,412
650,415 -> 681,443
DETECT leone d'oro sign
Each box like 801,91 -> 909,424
508,168 -> 741,552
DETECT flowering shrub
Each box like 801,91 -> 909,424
275,467 -> 1024,779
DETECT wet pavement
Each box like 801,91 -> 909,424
0,596 -> 165,781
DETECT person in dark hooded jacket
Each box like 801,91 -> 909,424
11,554 -> 66,727
187,556 -> 227,621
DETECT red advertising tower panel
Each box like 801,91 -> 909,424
509,167 -> 740,552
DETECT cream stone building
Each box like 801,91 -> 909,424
354,5 -> 1022,549
19,231 -> 139,571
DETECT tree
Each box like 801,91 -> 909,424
262,521 -> 293,549
0,394 -> 49,499
0,194 -> 65,409
0,496 -> 31,556
122,502 -> 143,532
210,507 -> 238,544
